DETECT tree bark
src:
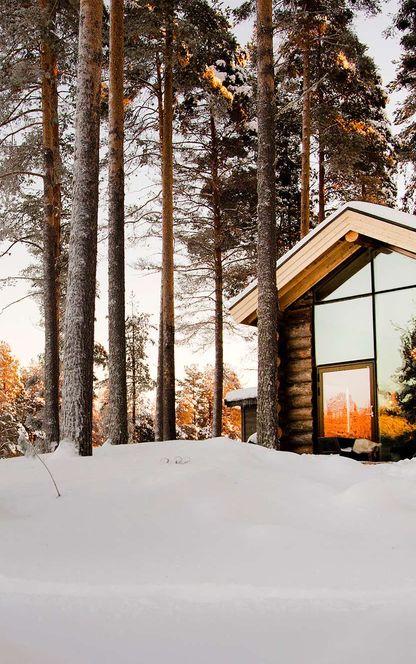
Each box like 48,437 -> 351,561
107,0 -> 128,445
161,1 -> 176,440
317,39 -> 325,224
40,0 -> 61,449
131,316 -> 137,441
300,37 -> 311,238
256,0 -> 279,449
210,111 -> 223,439
155,54 -> 164,442
61,0 -> 103,455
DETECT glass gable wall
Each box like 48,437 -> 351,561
314,249 -> 416,460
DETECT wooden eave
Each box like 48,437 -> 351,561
229,208 -> 416,325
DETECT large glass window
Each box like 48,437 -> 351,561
319,364 -> 374,439
375,288 -> 416,459
374,252 -> 416,292
314,296 -> 374,365
315,253 -> 372,302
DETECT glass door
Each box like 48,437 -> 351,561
318,362 -> 376,440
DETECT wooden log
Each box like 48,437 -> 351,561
285,419 -> 313,433
286,336 -> 313,351
286,358 -> 312,374
286,346 -> 312,360
287,394 -> 313,409
345,230 -> 359,243
286,407 -> 313,422
285,321 -> 312,338
286,382 -> 313,397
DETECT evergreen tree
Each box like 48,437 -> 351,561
125,311 -> 155,442
61,0 -> 103,455
256,0 -> 279,449
107,0 -> 128,446
175,51 -> 256,438
397,316 -> 416,424
176,364 -> 241,440
123,0 -> 238,440
392,0 -> 416,210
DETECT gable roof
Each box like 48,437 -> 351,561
229,201 -> 416,325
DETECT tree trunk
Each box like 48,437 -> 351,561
256,0 -> 279,449
155,292 -> 164,441
155,54 -> 164,442
210,111 -> 223,439
161,2 -> 176,440
40,0 -> 61,449
317,39 -> 325,224
131,317 -> 137,441
300,37 -> 311,238
107,0 -> 128,445
61,0 -> 103,456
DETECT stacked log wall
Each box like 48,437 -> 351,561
278,292 -> 314,454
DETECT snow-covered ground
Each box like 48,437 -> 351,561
1,438 -> 416,663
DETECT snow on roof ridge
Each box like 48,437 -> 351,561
225,386 -> 257,403
227,201 -> 416,311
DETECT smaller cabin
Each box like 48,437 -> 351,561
225,387 -> 257,441
228,202 -> 416,461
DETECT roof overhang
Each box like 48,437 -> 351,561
229,202 -> 416,325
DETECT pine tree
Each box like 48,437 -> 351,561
175,51 -> 256,439
176,364 -> 241,440
397,316 -> 416,424
256,0 -> 279,449
61,0 -> 103,455
123,0 -> 238,440
392,0 -> 416,210
125,311 -> 155,442
107,0 -> 128,446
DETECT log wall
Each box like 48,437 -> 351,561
278,292 -> 315,454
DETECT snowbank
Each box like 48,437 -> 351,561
1,438 -> 416,663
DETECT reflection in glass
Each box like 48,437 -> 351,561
374,252 -> 416,292
314,296 -> 374,365
376,288 -> 416,459
315,252 -> 372,302
321,366 -> 373,439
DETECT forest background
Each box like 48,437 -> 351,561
0,0 -> 409,448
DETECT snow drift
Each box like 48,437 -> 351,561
1,438 -> 416,663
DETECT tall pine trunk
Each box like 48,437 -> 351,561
300,37 -> 311,238
155,55 -> 164,442
161,1 -> 176,440
256,0 -> 279,449
107,0 -> 128,445
40,0 -> 61,449
210,111 -> 223,439
61,0 -> 103,455
317,39 -> 325,224
131,317 -> 137,441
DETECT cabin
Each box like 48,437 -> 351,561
224,387 -> 257,441
229,202 -> 416,461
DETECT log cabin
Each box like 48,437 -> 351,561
228,202 -> 416,461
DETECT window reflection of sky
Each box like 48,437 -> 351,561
374,253 -> 416,292
323,368 -> 371,410
314,296 -> 374,365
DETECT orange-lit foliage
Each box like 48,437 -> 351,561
0,341 -> 23,407
202,68 -> 234,103
324,392 -> 372,439
335,115 -> 379,139
176,364 -> 241,439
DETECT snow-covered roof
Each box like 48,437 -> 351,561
228,201 -> 416,320
225,386 -> 257,404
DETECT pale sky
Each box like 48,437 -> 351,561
0,0 -> 403,388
